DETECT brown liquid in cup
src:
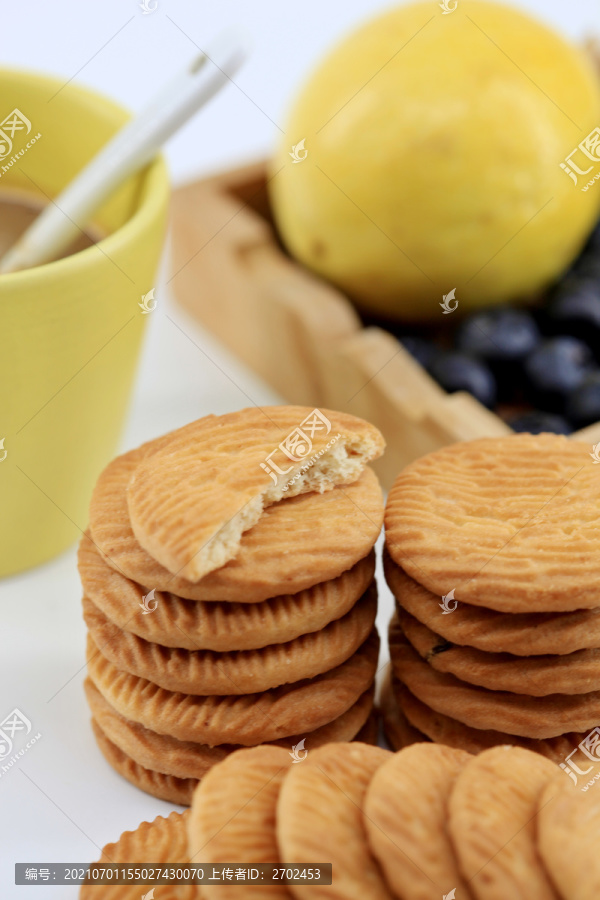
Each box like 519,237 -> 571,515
0,190 -> 103,267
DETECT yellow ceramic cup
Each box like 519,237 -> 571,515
0,69 -> 169,578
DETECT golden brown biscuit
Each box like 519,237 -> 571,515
390,629 -> 600,739
395,682 -> 588,763
396,608 -> 600,696
82,583 -> 376,695
187,745 -> 293,899
91,719 -> 196,806
277,742 -> 392,899
448,746 -> 559,899
85,678 -> 375,780
79,808 -> 194,900
89,446 -> 383,603
126,407 -> 384,581
384,547 -> 600,657
365,743 -> 474,900
538,773 -> 600,900
385,434 -> 599,612
79,536 -> 375,651
87,630 -> 379,746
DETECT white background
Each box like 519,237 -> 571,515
0,0 -> 596,896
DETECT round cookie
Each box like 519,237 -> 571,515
384,548 -> 600,657
385,434 -> 600,613
125,406 -> 384,582
187,745 -> 293,899
277,742 -> 392,900
538,773 -> 600,900
91,719 -> 196,806
82,584 -> 377,695
395,682 -> 587,763
80,808 -> 193,900
85,678 -> 375,780
79,535 -> 375,651
89,443 -> 384,603
390,629 -> 600,739
396,608 -> 600,696
448,746 -> 559,899
87,630 -> 380,746
365,743 -> 474,900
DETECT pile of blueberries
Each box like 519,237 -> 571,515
398,219 -> 600,435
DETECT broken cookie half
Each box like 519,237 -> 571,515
126,406 -> 385,582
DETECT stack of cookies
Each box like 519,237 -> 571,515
79,406 -> 385,803
82,741 -> 599,900
382,433 -> 600,762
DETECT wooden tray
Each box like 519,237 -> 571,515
170,161 -> 600,490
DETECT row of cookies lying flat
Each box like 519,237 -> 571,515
81,740 -> 599,900
78,407 -> 385,801
383,433 -> 600,760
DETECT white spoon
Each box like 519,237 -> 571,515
0,29 -> 246,274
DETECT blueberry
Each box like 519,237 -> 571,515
547,277 -> 600,352
507,411 -> 572,435
455,307 -> 541,400
428,351 -> 497,409
456,307 -> 541,361
523,337 -> 595,413
398,335 -> 436,370
565,371 -> 600,428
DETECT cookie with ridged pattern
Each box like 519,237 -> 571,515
82,583 -> 376,695
365,743 -> 474,900
86,630 -> 379,746
384,547 -> 600,657
79,535 -> 375,651
448,746 -> 559,899
187,745 -> 293,899
390,627 -> 600,739
84,677 -> 374,780
89,443 -> 383,603
91,718 -> 196,806
125,406 -> 384,581
394,681 -> 588,763
277,742 -> 392,899
79,807 -> 195,900
396,607 -> 600,696
385,434 -> 599,613
537,772 -> 600,900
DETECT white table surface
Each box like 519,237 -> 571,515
1,0 -> 596,895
